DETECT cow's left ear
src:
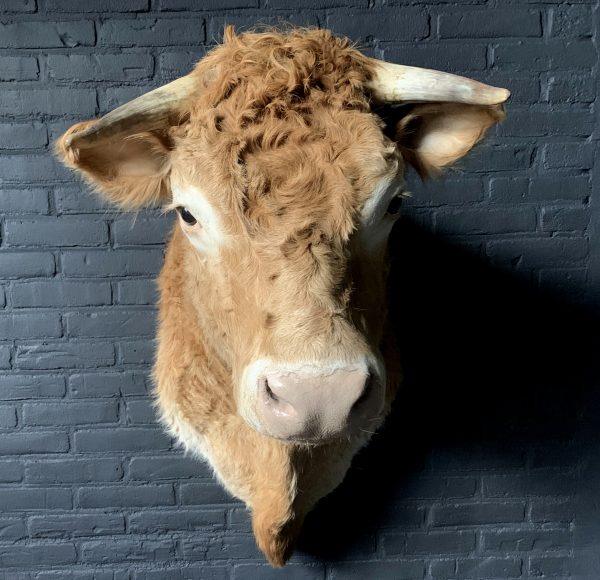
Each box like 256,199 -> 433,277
393,103 -> 504,178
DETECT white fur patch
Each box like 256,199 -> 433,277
171,183 -> 227,256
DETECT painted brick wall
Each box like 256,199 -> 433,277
0,0 -> 598,579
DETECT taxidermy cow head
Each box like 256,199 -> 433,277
57,27 -> 508,566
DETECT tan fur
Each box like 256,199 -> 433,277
56,27 -> 503,566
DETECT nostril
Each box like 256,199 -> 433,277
260,377 -> 297,418
265,380 -> 279,402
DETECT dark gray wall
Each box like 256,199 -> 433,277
0,0 -> 598,578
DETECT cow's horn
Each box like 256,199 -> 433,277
64,74 -> 198,149
366,59 -> 510,105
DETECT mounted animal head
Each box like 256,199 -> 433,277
57,27 -> 508,564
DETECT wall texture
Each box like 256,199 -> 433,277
0,0 -> 599,579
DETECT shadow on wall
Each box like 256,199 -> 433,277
297,217 -> 600,562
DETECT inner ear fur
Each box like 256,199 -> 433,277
393,103 -> 505,178
56,121 -> 173,209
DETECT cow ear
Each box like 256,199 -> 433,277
56,121 -> 172,209
393,103 -> 504,178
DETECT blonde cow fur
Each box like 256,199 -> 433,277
57,28 -> 508,566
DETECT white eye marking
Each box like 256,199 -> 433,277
171,183 -> 226,256
357,174 -> 404,257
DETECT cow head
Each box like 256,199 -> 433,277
57,27 -> 508,565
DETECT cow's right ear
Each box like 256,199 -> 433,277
56,121 -> 172,209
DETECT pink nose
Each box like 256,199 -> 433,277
255,364 -> 383,441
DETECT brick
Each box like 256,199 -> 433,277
0,488 -> 71,510
379,504 -> 426,529
548,75 -> 595,103
113,215 -> 174,246
134,568 -> 229,580
483,474 -> 576,497
486,239 -> 589,269
0,544 -> 76,567
384,44 -> 487,72
432,502 -> 526,527
119,339 -> 155,364
183,534 -> 260,560
23,401 -> 118,426
116,279 -> 157,305
0,21 -> 94,48
12,280 -> 111,308
99,18 -> 205,47
0,405 -> 17,428
494,40 -> 596,71
550,6 -> 592,38
0,431 -> 69,455
181,482 -> 237,505
529,556 -> 572,577
78,485 -> 175,508
483,529 -> 571,551
329,561 -> 425,580
530,175 -> 592,202
0,122 -> 47,149
543,143 -> 594,170
5,217 -> 108,247
54,186 -> 107,214
0,56 -> 38,81
0,313 -> 61,339
129,509 -> 225,533
0,252 -> 55,278
26,458 -> 123,483
158,51 -> 207,79
268,0 -> 365,6
0,155 -> 70,183
435,208 -> 536,236
440,10 -> 541,38
0,347 -> 10,369
16,341 -> 115,370
61,249 -> 164,277
48,54 -> 154,82
233,565 -> 323,580
100,86 -> 153,112
69,372 -> 147,398
125,399 -> 157,424
0,189 -> 50,214
431,447 -> 525,471
430,560 -> 456,579
161,0 -> 257,8
408,178 -> 484,206
129,455 -> 211,480
0,517 -> 26,540
541,207 -> 590,233
0,0 -> 36,12
500,110 -> 593,138
81,539 -> 175,563
75,428 -> 171,452
462,146 -> 534,172
65,309 -> 155,338
530,501 -> 575,524
328,9 -> 428,42
456,558 -> 522,578
0,460 -> 24,482
208,14 -> 319,39
0,89 -> 97,117
0,374 -> 65,400
388,531 -> 476,555
47,0 -> 149,10
29,514 -> 125,538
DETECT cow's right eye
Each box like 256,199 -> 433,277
177,206 -> 197,225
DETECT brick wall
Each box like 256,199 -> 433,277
0,0 -> 598,578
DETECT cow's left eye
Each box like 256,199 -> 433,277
386,195 -> 403,215
177,206 -> 197,225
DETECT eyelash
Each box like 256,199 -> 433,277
176,206 -> 198,225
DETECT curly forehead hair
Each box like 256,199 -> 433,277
178,27 -> 397,239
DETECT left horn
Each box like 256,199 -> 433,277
64,74 -> 199,150
366,58 -> 510,105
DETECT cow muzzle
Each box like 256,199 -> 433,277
241,360 -> 385,442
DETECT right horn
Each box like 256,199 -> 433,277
366,59 -> 510,105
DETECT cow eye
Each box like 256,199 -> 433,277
177,206 -> 197,225
386,195 -> 403,215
